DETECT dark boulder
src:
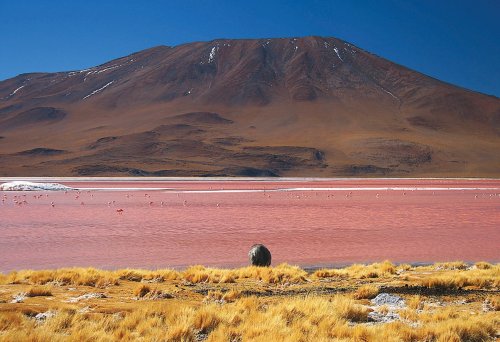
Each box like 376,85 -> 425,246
248,244 -> 271,267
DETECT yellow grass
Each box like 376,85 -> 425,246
183,263 -> 307,284
417,266 -> 500,289
313,260 -> 397,279
474,261 -> 493,270
26,286 -> 53,297
485,295 -> 500,311
433,261 -> 468,270
0,261 -> 498,341
352,284 -> 379,299
0,263 -> 307,287
133,284 -> 150,298
407,295 -> 423,310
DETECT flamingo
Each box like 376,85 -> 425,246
116,208 -> 124,214
51,201 -> 55,207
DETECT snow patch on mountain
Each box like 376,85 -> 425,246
82,81 -> 114,100
10,85 -> 25,96
208,46 -> 218,63
333,47 -> 344,62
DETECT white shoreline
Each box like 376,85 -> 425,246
72,187 -> 500,193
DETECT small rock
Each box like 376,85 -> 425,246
112,312 -> 125,321
367,293 -> 408,324
368,310 -> 401,323
78,306 -> 92,314
35,311 -> 55,322
248,244 -> 271,266
67,292 -> 107,303
11,292 -> 27,303
143,277 -> 164,283
371,293 -> 406,308
196,331 -> 209,341
483,299 -> 495,312
150,292 -> 174,300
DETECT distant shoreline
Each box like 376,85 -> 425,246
2,176 -> 500,182
3,260 -> 500,275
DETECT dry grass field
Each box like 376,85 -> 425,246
0,261 -> 498,341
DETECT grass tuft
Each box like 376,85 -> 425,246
352,284 -> 379,299
26,286 -> 52,297
134,284 -> 151,298
474,261 -> 492,270
313,260 -> 396,280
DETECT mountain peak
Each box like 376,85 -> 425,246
0,37 -> 499,177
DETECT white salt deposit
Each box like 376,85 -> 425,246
0,181 -> 73,191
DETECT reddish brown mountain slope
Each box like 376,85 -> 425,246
0,36 -> 499,177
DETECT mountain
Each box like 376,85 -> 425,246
0,36 -> 499,177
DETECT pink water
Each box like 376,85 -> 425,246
1,179 -> 499,271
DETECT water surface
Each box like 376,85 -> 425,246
1,178 -> 498,271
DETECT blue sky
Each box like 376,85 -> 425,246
0,0 -> 498,96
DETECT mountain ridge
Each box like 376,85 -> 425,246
0,36 -> 499,177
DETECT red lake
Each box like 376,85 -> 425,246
0,178 -> 499,272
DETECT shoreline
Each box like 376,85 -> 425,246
3,259 -> 500,275
2,176 -> 500,182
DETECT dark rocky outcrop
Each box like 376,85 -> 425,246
0,107 -> 66,131
16,148 -> 66,156
172,112 -> 233,125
